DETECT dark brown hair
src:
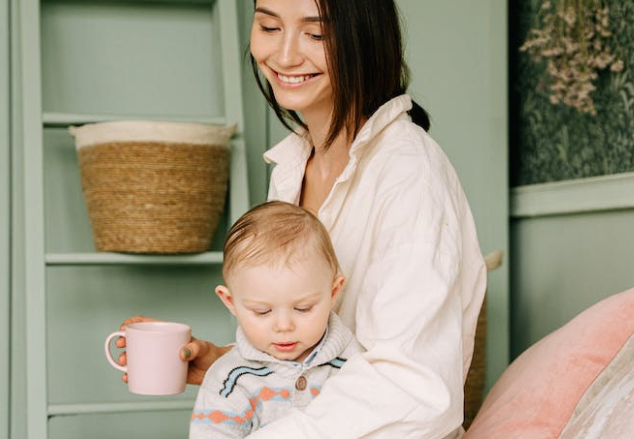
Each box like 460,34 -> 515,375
250,0 -> 430,149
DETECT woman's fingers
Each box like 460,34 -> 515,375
182,339 -> 228,385
180,338 -> 204,361
116,316 -> 162,349
119,315 -> 160,331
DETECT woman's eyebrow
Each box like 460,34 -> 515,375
255,7 -> 321,23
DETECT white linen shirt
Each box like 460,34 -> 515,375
247,94 -> 487,439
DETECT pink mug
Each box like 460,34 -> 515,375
104,321 -> 191,395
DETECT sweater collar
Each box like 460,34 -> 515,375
235,312 -> 354,369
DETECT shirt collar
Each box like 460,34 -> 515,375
263,94 -> 413,168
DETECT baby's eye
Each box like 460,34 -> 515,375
253,309 -> 271,316
295,306 -> 313,313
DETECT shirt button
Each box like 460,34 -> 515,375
295,375 -> 307,391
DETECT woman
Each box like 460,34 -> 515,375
120,0 -> 486,437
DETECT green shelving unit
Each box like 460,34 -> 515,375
1,1 -> 11,438
12,1 -> 250,437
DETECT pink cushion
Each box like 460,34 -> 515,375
463,288 -> 634,439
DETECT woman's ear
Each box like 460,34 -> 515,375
215,285 -> 237,316
330,274 -> 345,307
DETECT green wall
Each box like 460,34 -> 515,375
511,189 -> 634,356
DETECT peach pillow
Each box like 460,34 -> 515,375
463,288 -> 634,439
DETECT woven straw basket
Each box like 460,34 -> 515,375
69,121 -> 236,254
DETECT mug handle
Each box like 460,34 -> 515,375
104,331 -> 127,373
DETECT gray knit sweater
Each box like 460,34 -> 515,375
189,312 -> 363,439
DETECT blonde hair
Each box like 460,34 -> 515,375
222,201 -> 340,282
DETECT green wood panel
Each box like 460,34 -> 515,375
40,0 -> 223,118
46,265 -> 234,406
17,0 -> 49,437
49,410 -> 191,439
511,209 -> 634,357
1,0 -> 11,436
237,0 -> 270,206
10,1 -> 27,437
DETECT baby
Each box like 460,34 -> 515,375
190,201 -> 363,439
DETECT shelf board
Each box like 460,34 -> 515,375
42,112 -> 227,128
48,399 -> 194,417
45,252 -> 223,266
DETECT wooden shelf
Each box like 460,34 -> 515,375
42,112 -> 227,128
48,400 -> 194,417
45,252 -> 223,266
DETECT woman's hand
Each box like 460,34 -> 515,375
116,315 -> 231,386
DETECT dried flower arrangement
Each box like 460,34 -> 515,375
520,0 -> 624,115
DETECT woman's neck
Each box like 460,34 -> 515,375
302,107 -> 333,152
300,126 -> 350,215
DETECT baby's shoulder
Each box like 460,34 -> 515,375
201,347 -> 272,394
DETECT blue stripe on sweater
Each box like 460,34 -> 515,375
220,366 -> 274,397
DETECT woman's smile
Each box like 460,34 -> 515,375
275,71 -> 320,87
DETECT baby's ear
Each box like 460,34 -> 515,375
330,274 -> 345,305
215,285 -> 237,316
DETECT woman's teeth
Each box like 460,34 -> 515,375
278,74 -> 313,84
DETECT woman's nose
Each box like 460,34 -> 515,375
277,33 -> 303,67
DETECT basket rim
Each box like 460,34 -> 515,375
69,121 -> 236,149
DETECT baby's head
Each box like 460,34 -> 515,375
216,201 -> 344,362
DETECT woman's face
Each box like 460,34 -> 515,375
250,0 -> 333,119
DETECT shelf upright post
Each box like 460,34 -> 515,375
217,0 -> 250,224
1,0 -> 11,436
15,0 -> 48,438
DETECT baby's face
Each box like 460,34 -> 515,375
222,256 -> 341,362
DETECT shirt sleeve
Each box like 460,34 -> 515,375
247,151 -> 487,439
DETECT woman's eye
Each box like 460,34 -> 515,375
260,25 -> 278,33
308,33 -> 323,41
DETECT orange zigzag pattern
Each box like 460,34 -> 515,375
192,387 -> 294,425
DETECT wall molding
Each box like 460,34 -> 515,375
511,172 -> 634,218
